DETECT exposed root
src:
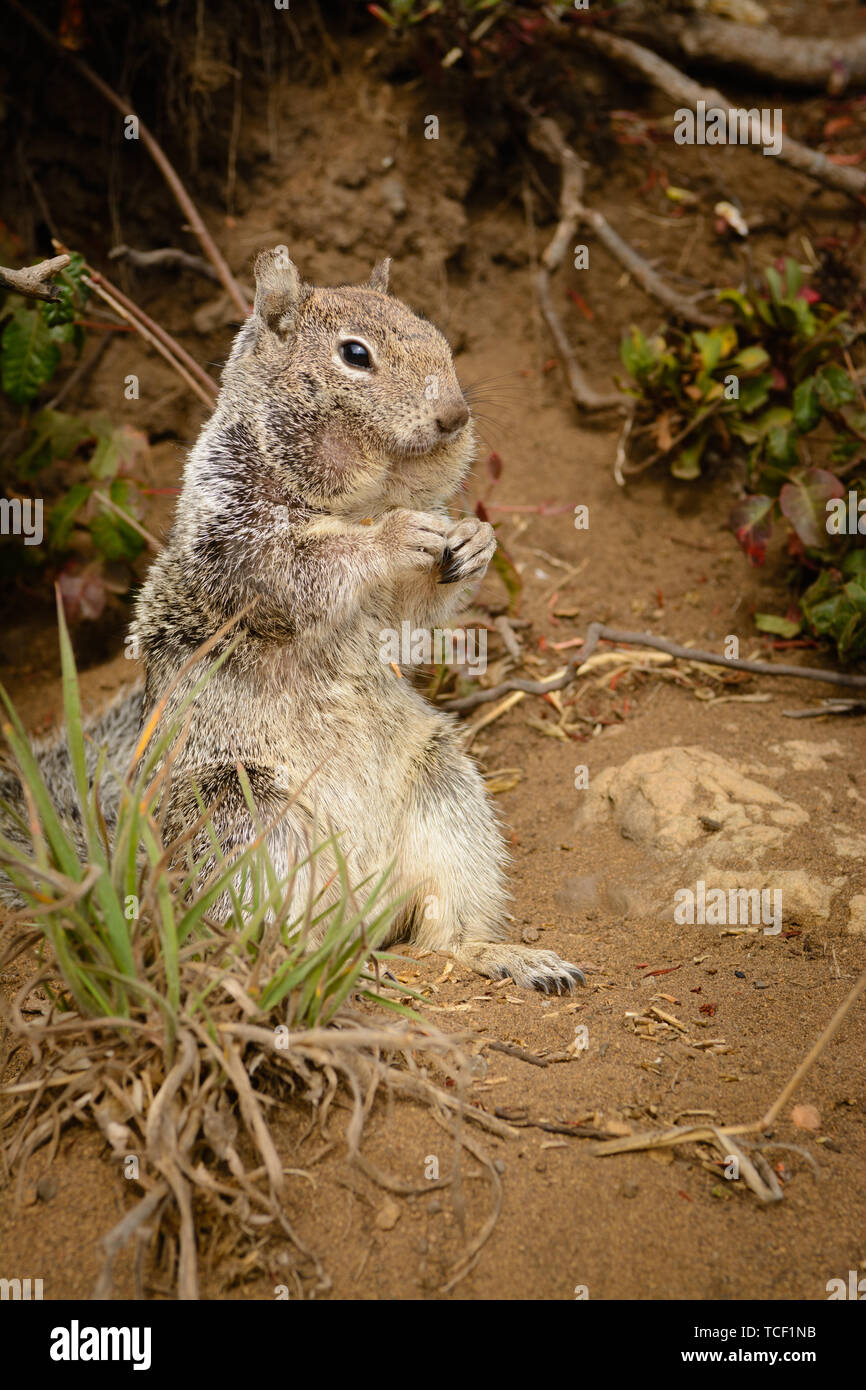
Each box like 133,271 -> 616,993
580,28 -> 866,202
529,115 -> 721,329
643,16 -> 866,93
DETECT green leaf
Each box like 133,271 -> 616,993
90,423 -> 150,481
716,288 -> 754,320
766,424 -> 800,469
815,363 -> 857,410
736,374 -> 772,416
620,326 -> 655,382
754,612 -> 801,638
48,482 -> 92,551
843,548 -> 866,578
801,570 -> 866,661
14,408 -> 93,477
693,326 -> 737,373
732,345 -> 771,374
783,258 -> 804,299
1,308 -> 61,402
765,266 -> 784,305
671,433 -> 707,480
792,377 -> 822,433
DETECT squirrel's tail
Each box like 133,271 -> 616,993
0,685 -> 144,908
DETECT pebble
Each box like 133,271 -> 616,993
375,1198 -> 401,1231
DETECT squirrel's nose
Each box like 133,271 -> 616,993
436,398 -> 470,436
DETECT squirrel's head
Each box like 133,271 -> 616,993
221,249 -> 475,512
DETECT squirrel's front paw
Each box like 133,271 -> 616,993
438,518 -> 496,586
384,509 -> 449,574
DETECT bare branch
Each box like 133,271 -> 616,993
0,253 -> 70,303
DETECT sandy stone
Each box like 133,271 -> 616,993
846,895 -> 866,934
578,745 -> 808,855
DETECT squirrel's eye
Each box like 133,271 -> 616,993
339,340 -> 372,370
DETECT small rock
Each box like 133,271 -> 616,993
621,1180 -> 639,1199
521,926 -> 540,944
534,1160 -> 547,1174
375,1198 -> 401,1231
36,1174 -> 58,1202
381,177 -> 407,218
735,970 -> 746,979
791,1103 -> 821,1133
427,1199 -> 442,1215
333,162 -> 367,189
493,1159 -> 506,1174
754,980 -> 770,989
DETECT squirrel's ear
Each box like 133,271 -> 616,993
369,258 -> 391,294
253,248 -> 303,334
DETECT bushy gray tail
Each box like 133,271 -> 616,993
0,685 -> 144,907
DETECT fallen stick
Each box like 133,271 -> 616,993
442,622 -> 866,712
7,0 -> 250,317
529,115 -> 720,329
0,253 -> 70,303
580,28 -> 866,202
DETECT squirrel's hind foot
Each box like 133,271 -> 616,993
457,942 -> 585,993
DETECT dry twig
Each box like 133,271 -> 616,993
442,622 -> 866,713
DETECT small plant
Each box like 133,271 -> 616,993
619,258 -> 866,660
0,599 -> 409,1033
1,251 -> 90,404
1,246 -> 149,617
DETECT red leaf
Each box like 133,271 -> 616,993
730,495 -> 774,566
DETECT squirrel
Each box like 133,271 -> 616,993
2,250 -> 584,993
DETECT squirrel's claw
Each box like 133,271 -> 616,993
437,544 -> 458,584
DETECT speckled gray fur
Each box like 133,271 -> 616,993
3,253 -> 583,991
